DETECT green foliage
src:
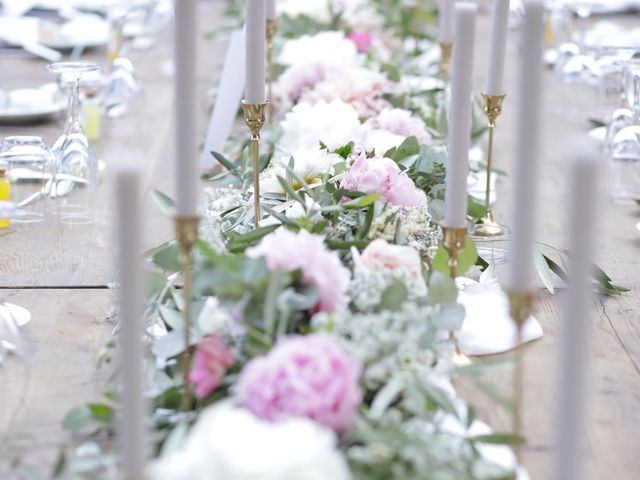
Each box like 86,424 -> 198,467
431,237 -> 478,277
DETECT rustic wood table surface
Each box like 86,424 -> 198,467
1,2 -> 639,479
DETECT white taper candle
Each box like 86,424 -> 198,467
551,149 -> 599,480
485,0 -> 511,95
445,2 -> 477,228
439,0 -> 455,43
245,0 -> 266,104
266,0 -> 276,20
116,164 -> 147,478
174,0 -> 198,216
508,0 -> 544,291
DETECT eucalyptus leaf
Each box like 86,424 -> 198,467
392,136 -> 420,162
431,303 -> 465,330
379,282 -> 409,312
427,271 -> 458,305
152,243 -> 182,273
343,192 -> 380,208
533,247 -> 556,294
151,190 -> 176,217
152,330 -> 188,359
469,433 -> 523,445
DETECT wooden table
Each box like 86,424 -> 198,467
2,2 -> 639,479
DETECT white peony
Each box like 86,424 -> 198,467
279,31 -> 360,69
279,99 -> 367,154
299,67 -> 390,118
149,402 -> 351,480
260,146 -> 343,194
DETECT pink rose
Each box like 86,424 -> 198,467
246,228 -> 351,312
347,31 -> 372,53
189,334 -> 235,399
236,333 -> 362,435
341,153 -> 427,207
355,239 -> 427,296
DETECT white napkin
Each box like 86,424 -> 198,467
456,267 -> 543,356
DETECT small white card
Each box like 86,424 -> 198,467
200,28 -> 246,170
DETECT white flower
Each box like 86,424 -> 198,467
261,146 -> 343,194
368,108 -> 432,145
149,403 -> 351,480
279,31 -> 360,69
279,99 -> 367,154
365,128 -> 406,155
197,297 -> 234,335
299,67 -> 391,118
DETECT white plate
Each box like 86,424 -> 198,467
0,83 -> 66,124
0,15 -> 108,51
0,303 -> 31,327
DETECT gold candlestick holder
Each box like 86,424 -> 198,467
174,215 -> 200,412
507,290 -> 533,461
439,42 -> 453,77
442,226 -> 468,359
472,93 -> 508,238
266,19 -> 278,122
241,100 -> 267,228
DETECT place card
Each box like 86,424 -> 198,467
200,28 -> 246,170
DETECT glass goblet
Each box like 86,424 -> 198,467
47,61 -> 101,225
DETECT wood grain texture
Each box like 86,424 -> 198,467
462,6 -> 640,479
1,1 -> 639,479
0,0 -> 228,287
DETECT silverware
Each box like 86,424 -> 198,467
17,178 -> 76,207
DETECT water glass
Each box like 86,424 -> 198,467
0,136 -> 55,224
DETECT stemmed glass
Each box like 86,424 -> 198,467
609,64 -> 640,202
47,61 -> 100,224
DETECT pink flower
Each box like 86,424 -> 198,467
370,108 -> 432,145
236,333 -> 362,434
347,31 -> 372,53
189,334 -> 235,399
277,61 -> 333,102
341,153 -> 427,207
355,239 -> 427,296
246,228 -> 351,312
299,67 -> 390,118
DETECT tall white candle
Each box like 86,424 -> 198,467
116,164 -> 147,478
245,0 -> 266,104
444,2 -> 477,228
439,0 -> 455,43
266,0 -> 276,20
551,150 -> 599,480
508,0 -> 544,291
485,0 -> 511,95
174,0 -> 198,216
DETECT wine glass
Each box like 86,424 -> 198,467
609,64 -> 640,202
47,61 -> 101,225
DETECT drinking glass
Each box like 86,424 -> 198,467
609,64 -> 640,202
0,136 -> 55,224
47,61 -> 101,224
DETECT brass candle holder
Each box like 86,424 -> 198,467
174,215 -> 200,412
472,93 -> 508,238
241,100 -> 267,228
442,226 -> 468,358
439,42 -> 453,77
266,19 -> 278,122
507,290 -> 533,461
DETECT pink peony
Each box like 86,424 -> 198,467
346,31 -> 372,53
189,334 -> 235,399
299,67 -> 390,118
236,333 -> 362,434
277,61 -> 333,102
246,228 -> 351,312
370,108 -> 432,145
341,153 -> 427,207
355,239 -> 427,296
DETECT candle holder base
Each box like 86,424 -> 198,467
174,215 -> 200,412
507,290 -> 534,461
442,226 -> 468,361
241,100 -> 267,228
439,41 -> 453,76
